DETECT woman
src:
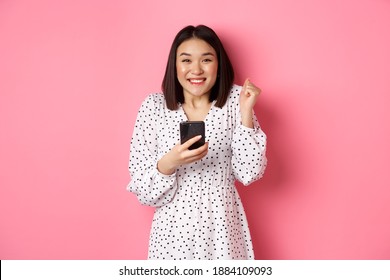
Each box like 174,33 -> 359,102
127,25 -> 267,259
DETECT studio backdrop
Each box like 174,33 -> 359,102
1,0 -> 390,259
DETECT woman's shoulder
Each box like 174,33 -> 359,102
141,92 -> 166,106
136,93 -> 167,118
226,84 -> 243,106
138,92 -> 168,111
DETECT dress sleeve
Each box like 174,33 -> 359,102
231,96 -> 267,186
126,94 -> 178,207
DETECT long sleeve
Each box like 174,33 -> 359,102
231,95 -> 267,186
127,94 -> 178,207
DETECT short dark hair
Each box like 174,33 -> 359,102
162,25 -> 234,110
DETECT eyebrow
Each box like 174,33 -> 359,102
179,52 -> 215,57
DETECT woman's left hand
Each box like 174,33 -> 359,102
240,78 -> 261,112
240,78 -> 261,128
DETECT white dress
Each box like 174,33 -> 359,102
127,85 -> 267,260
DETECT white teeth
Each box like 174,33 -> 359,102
189,79 -> 205,83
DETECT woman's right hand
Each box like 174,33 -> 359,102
157,135 -> 209,175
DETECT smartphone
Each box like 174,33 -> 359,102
180,121 -> 205,150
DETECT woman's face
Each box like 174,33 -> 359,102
176,38 -> 218,99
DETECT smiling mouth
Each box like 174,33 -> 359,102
188,78 -> 206,85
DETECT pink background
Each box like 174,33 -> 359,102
1,0 -> 390,259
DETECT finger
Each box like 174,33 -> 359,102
246,84 -> 261,96
185,143 -> 209,162
241,78 -> 250,95
189,141 -> 208,154
194,141 -> 208,154
182,135 -> 203,150
186,141 -> 208,156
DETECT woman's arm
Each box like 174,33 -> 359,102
231,113 -> 267,185
231,80 -> 267,185
127,94 -> 209,206
127,94 -> 178,207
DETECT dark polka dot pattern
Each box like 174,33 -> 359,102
127,84 -> 267,259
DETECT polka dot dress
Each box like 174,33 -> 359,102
127,85 -> 267,260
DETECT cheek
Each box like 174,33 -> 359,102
176,66 -> 188,86
208,64 -> 218,78
176,65 -> 187,78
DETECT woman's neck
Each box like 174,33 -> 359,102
183,93 -> 211,109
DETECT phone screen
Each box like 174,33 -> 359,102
180,121 -> 205,150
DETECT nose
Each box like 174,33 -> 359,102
191,61 -> 203,75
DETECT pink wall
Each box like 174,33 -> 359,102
1,0 -> 390,259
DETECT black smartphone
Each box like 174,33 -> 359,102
180,121 -> 205,150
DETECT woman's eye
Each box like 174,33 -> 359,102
203,59 -> 212,62
182,59 -> 191,63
